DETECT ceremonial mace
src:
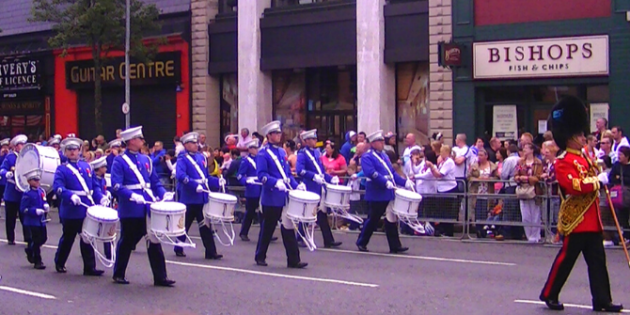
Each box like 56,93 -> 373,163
598,161 -> 630,268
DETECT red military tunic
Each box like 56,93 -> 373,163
555,148 -> 602,234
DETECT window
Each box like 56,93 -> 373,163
220,74 -> 238,143
273,70 -> 307,141
0,115 -> 45,141
218,0 -> 237,13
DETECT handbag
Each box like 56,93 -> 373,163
609,166 -> 630,209
516,184 -> 536,199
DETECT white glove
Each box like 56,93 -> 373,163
106,191 -> 112,200
196,185 -> 204,193
386,181 -> 395,190
130,193 -> 145,204
5,171 -> 13,179
598,172 -> 609,185
314,174 -> 325,185
35,209 -> 45,216
43,203 -> 50,212
331,176 -> 340,185
70,194 -> 81,206
246,178 -> 256,184
275,180 -> 287,192
405,179 -> 415,190
297,183 -> 307,191
100,196 -> 110,206
163,192 -> 175,201
218,177 -> 227,187
350,174 -> 358,180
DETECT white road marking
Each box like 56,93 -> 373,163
514,299 -> 630,313
0,286 -> 57,300
188,236 -> 517,266
166,260 -> 379,288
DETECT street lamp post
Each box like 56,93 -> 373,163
125,0 -> 131,129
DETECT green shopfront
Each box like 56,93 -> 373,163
450,0 -> 630,141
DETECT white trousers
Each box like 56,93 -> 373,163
519,199 -> 541,242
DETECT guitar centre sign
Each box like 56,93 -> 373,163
473,35 -> 609,79
65,52 -> 181,89
0,59 -> 41,91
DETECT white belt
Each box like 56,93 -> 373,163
69,190 -> 92,196
366,175 -> 391,182
125,184 -> 151,190
192,179 -> 207,184
247,177 -> 258,180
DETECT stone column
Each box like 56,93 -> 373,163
428,0 -> 453,144
191,0 -> 221,146
238,0 -> 272,133
356,0 -> 396,135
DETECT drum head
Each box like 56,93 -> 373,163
395,189 -> 422,201
15,144 -> 41,193
87,206 -> 119,221
289,190 -> 320,202
151,201 -> 186,213
209,192 -> 237,203
326,184 -> 352,192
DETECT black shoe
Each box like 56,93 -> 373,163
154,279 -> 176,287
34,262 -> 46,270
593,302 -> 623,312
390,247 -> 409,254
271,236 -> 278,242
357,245 -> 369,252
55,265 -> 67,273
113,277 -> 129,285
240,235 -> 250,242
539,295 -> 564,311
175,251 -> 186,257
84,269 -> 104,276
25,249 -> 33,264
7,241 -> 15,246
324,241 -> 342,248
288,262 -> 308,269
256,260 -> 268,266
205,254 -> 223,260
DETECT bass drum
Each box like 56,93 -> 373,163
15,144 -> 60,194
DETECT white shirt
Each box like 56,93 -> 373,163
410,159 -> 437,194
613,137 -> 630,163
237,135 -> 252,157
452,145 -> 473,178
402,146 -> 415,169
436,158 -> 458,193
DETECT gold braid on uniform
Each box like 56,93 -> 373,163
557,149 -> 600,236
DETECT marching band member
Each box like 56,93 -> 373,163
52,137 -> 103,276
255,121 -> 308,268
49,137 -> 65,163
237,138 -> 262,241
0,138 -> 9,218
90,156 -> 113,259
173,131 -> 223,259
20,169 -> 49,270
111,126 -> 176,286
356,130 -> 414,253
0,134 -> 31,247
539,96 -> 623,312
296,129 -> 342,248
106,139 -> 122,174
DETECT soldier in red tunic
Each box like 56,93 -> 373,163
539,96 -> 623,312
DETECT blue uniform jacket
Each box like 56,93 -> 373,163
0,152 -> 22,202
111,151 -> 167,218
106,153 -> 116,174
0,153 -> 6,186
361,149 -> 406,202
257,144 -> 298,207
237,154 -> 261,198
296,147 -> 332,195
176,151 -> 219,205
92,175 -> 107,204
53,160 -> 96,219
20,187 -> 48,227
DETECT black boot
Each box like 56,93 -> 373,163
593,302 -> 623,312
539,295 -> 564,311
154,278 -> 176,287
34,262 -> 46,270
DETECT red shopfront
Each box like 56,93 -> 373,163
54,36 -> 190,144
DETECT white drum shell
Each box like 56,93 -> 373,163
392,190 -> 423,218
324,184 -> 352,209
204,193 -> 237,221
82,206 -> 119,241
286,190 -> 320,221
150,202 -> 187,237
15,144 -> 60,194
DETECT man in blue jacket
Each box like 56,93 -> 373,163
52,137 -> 104,276
237,138 -> 262,241
111,126 -> 176,287
340,131 -> 357,165
173,131 -> 223,259
356,130 -> 415,253
255,121 -> 308,268
0,138 -> 9,218
0,134 -> 30,247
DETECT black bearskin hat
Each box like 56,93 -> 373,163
548,95 -> 590,151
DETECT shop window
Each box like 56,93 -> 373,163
531,86 -> 580,103
273,70 -> 306,141
220,74 -> 238,144
396,62 -> 429,147
0,115 -> 45,141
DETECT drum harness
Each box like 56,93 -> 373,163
244,156 -> 262,214
66,163 -> 95,205
303,148 -> 327,212
121,155 -> 156,202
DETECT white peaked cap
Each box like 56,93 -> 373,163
260,121 -> 282,136
367,130 -> 384,142
120,126 -> 144,142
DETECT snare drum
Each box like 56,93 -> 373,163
204,192 -> 237,222
392,189 -> 423,218
83,206 -> 119,241
324,184 -> 352,209
150,202 -> 187,237
286,190 -> 320,222
15,144 -> 60,193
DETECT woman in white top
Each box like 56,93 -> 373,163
423,145 -> 459,237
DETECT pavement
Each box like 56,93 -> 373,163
1,213 -> 630,315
